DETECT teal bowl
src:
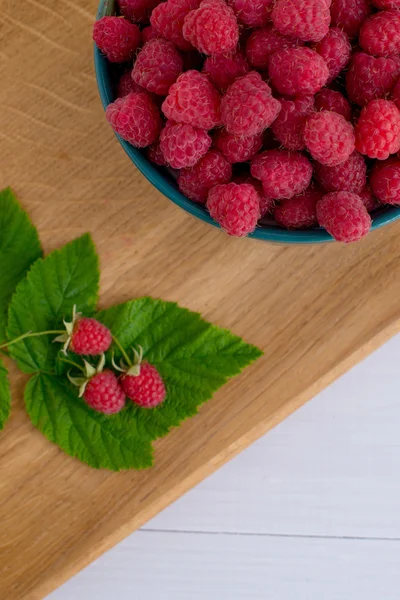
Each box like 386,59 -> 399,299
94,1 -> 400,243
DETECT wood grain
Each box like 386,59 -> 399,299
1,1 -> 400,598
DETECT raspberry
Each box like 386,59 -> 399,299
162,71 -> 221,129
245,26 -> 300,71
93,17 -> 141,63
151,0 -> 199,51
315,89 -> 351,120
314,151 -> 366,193
251,149 -> 313,200
221,72 -> 281,137
142,25 -> 159,43
121,363 -> 166,408
106,92 -> 162,148
346,53 -> 399,107
370,158 -> 400,205
214,129 -> 263,163
183,0 -> 239,55
117,71 -> 146,98
177,149 -> 232,203
84,371 -> 126,415
355,99 -> 400,160
159,120 -> 212,168
391,78 -> 400,111
314,28 -> 351,84
359,12 -> 400,58
147,142 -> 167,165
274,185 -> 322,228
271,95 -> 315,151
316,191 -> 371,242
118,0 -> 162,23
371,0 -> 400,7
203,51 -> 249,92
230,0 -> 274,27
304,111 -> 355,166
207,183 -> 260,236
268,48 -> 329,96
359,186 -> 379,212
330,0 -> 371,38
132,39 -> 183,96
233,174 -> 274,216
69,318 -> 112,355
272,0 -> 330,43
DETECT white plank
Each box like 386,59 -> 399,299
47,530 -> 400,600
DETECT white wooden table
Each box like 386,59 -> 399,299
47,336 -> 400,599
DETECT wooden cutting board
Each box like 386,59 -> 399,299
1,1 -> 400,598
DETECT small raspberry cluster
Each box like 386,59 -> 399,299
93,0 -> 400,243
55,307 -> 166,415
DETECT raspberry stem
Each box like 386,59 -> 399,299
59,357 -> 85,373
0,330 -> 65,350
112,335 -> 132,366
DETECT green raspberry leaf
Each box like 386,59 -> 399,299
0,188 -> 42,342
97,298 -> 263,439
25,373 -> 153,471
0,358 -> 11,432
7,234 -> 99,373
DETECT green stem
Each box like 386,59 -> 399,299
0,330 -> 65,351
59,357 -> 85,373
112,335 -> 131,365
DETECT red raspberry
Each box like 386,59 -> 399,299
106,92 -> 162,148
93,17 -> 141,63
141,25 -> 159,43
391,78 -> 400,111
177,149 -> 232,203
162,71 -> 221,129
69,318 -> 112,355
121,362 -> 166,408
214,129 -> 263,163
117,71 -> 146,98
151,0 -> 199,51
203,51 -> 249,92
371,0 -> 400,7
314,151 -> 366,193
355,99 -> 400,160
330,0 -> 371,39
207,183 -> 260,237
221,72 -> 281,137
147,142 -> 167,165
132,39 -> 183,96
230,0 -> 273,27
84,371 -> 126,415
268,48 -> 329,96
271,95 -> 315,151
359,12 -> 400,58
346,53 -> 399,107
159,120 -> 212,168
315,89 -> 351,120
183,0 -> 239,55
233,174 -> 274,216
272,0 -> 330,43
118,0 -> 163,23
314,28 -> 351,84
370,158 -> 400,205
316,191 -> 371,242
304,111 -> 355,166
274,185 -> 322,229
359,186 -> 379,212
251,149 -> 313,200
245,26 -> 300,71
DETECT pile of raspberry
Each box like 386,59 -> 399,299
93,0 -> 400,243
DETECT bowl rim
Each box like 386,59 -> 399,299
94,3 -> 400,244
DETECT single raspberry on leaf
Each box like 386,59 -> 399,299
314,151 -> 366,194
245,26 -> 300,71
346,53 -> 399,107
203,51 -> 249,92
230,0 -> 274,28
54,306 -> 112,356
271,95 -> 315,151
106,92 -> 162,148
214,129 -> 263,163
272,0 -> 330,43
316,191 -> 371,242
330,0 -> 371,39
132,39 -> 183,96
221,72 -> 281,137
178,150 -> 232,203
274,185 -> 322,229
304,111 -> 355,166
207,183 -> 261,237
93,17 -> 141,63
159,120 -> 212,169
370,159 -> 400,205
150,0 -> 200,51
118,0 -> 163,23
183,0 -> 239,56
268,47 -> 329,97
114,347 -> 166,409
251,149 -> 313,200
355,99 -> 400,160
314,27 -> 351,84
359,11 -> 400,58
315,89 -> 352,121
